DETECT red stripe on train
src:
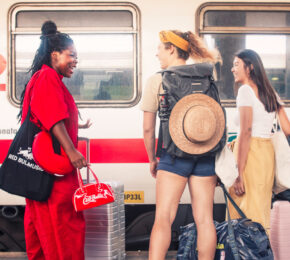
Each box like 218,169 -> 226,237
0,139 -> 149,164
0,84 -> 6,91
89,139 -> 149,163
0,140 -> 12,164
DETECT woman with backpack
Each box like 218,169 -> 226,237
229,49 -> 290,234
141,30 -> 221,260
19,21 -> 88,259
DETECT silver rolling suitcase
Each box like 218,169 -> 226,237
84,181 -> 125,260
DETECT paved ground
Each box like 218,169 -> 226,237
0,251 -> 177,259
126,251 -> 177,259
0,252 -> 27,260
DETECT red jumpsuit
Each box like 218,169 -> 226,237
21,65 -> 85,260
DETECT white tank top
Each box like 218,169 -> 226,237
234,84 -> 275,138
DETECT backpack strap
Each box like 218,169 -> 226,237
156,123 -> 163,158
208,76 -> 221,103
156,80 -> 168,158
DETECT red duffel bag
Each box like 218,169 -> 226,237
73,166 -> 115,211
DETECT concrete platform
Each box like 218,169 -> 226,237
126,251 -> 177,259
0,252 -> 27,260
0,251 -> 177,259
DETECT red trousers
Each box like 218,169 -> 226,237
24,174 -> 85,260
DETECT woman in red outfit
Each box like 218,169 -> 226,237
19,21 -> 87,260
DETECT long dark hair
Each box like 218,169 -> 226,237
18,21 -> 74,119
235,49 -> 281,113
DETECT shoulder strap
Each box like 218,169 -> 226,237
220,183 -> 246,218
156,123 -> 163,157
220,182 -> 248,260
208,76 -> 221,103
273,112 -> 281,132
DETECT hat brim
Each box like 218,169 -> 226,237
169,93 -> 225,155
32,131 -> 74,175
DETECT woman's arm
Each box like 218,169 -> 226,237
234,106 -> 253,195
278,107 -> 290,136
51,121 -> 87,169
143,111 -> 158,178
78,119 -> 92,129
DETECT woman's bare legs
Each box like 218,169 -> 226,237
188,175 -> 217,260
149,170 -> 187,260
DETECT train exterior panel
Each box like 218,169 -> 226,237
0,0 -> 290,252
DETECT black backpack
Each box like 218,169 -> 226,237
156,63 -> 227,159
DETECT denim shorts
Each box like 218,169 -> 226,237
156,149 -> 216,178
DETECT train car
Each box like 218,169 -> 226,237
0,0 -> 289,254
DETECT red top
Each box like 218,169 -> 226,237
21,64 -> 78,147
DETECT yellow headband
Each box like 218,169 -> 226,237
159,31 -> 189,52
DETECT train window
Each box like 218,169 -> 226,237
197,3 -> 290,105
9,3 -> 140,107
204,11 -> 289,28
16,10 -> 133,28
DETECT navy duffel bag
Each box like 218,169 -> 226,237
177,183 -> 273,260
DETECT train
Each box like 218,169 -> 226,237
0,0 -> 289,253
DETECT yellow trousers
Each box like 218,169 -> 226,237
228,137 -> 275,234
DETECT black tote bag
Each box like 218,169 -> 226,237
177,183 -> 273,260
0,108 -> 54,201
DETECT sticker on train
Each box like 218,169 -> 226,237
124,191 -> 144,203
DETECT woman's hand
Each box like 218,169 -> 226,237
235,106 -> 252,196
143,111 -> 158,179
149,159 -> 159,178
66,148 -> 87,169
79,119 -> 92,129
233,175 -> 245,196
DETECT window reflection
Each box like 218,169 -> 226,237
204,34 -> 290,100
204,11 -> 290,28
199,4 -> 290,103
15,34 -> 134,102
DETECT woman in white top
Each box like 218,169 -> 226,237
229,49 -> 290,234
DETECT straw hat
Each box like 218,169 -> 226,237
169,93 -> 225,155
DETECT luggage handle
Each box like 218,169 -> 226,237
77,166 -> 99,188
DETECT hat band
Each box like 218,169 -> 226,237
159,31 -> 189,52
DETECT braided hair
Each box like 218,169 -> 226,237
18,21 -> 74,119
